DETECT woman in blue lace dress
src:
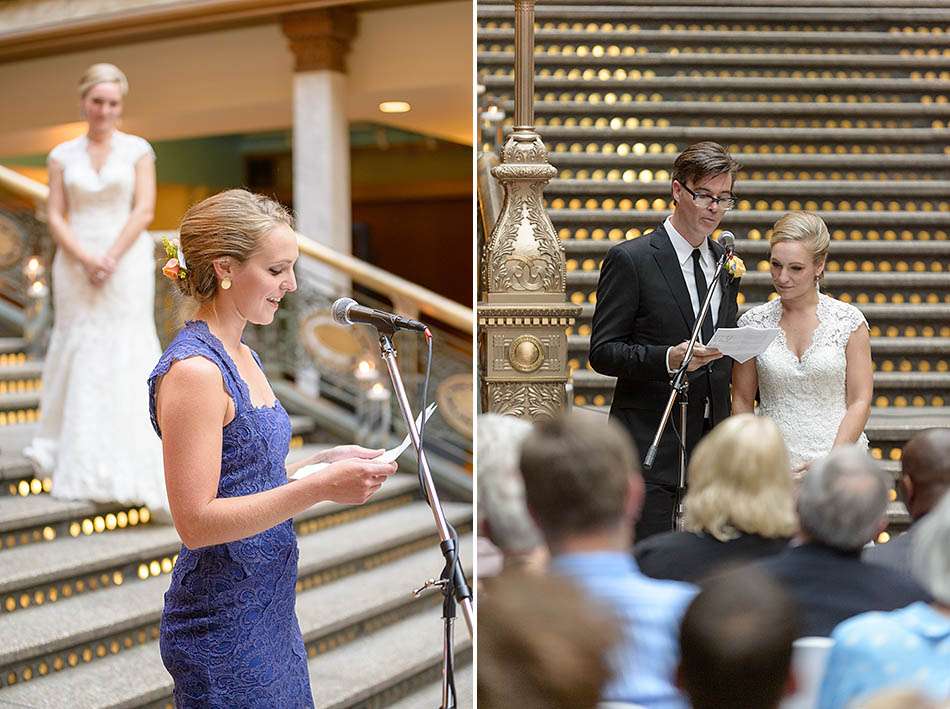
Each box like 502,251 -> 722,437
148,190 -> 397,707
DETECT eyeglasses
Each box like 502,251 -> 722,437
679,182 -> 736,211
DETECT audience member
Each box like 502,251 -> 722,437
476,414 -> 546,578
478,571 -> 620,709
817,492 -> 950,708
678,566 -> 799,709
635,415 -> 794,582
758,446 -> 929,637
520,413 -> 697,709
864,428 -> 950,575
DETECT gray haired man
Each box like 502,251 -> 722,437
758,446 -> 929,636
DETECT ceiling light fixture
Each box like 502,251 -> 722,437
378,101 -> 411,114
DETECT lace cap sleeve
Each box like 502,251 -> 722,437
47,141 -> 69,167
825,297 -> 869,347
738,300 -> 777,329
126,134 -> 156,165
147,338 -> 220,438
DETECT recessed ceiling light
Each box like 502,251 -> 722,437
379,101 -> 411,114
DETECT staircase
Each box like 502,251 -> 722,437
0,336 -> 473,708
479,0 -> 950,524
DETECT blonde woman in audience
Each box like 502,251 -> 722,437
25,63 -> 169,516
733,211 -> 873,476
635,414 -> 795,582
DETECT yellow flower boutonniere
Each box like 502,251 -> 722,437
161,237 -> 188,281
726,254 -> 746,279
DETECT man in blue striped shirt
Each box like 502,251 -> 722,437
519,414 -> 698,709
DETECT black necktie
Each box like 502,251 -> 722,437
692,248 -> 714,344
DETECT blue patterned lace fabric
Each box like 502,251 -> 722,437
148,320 -> 313,708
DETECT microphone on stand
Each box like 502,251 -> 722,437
331,297 -> 429,334
719,231 -> 736,257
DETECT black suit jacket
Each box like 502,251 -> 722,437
758,542 -> 930,637
588,224 -> 740,484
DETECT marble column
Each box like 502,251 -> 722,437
282,8 -> 358,295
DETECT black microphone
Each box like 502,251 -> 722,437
719,231 -> 736,257
331,297 -> 428,334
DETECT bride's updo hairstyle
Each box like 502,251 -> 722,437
769,211 -> 830,268
174,189 -> 294,305
78,63 -> 129,98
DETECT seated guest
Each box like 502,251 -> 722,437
478,571 -> 620,709
635,414 -> 794,582
520,413 -> 697,709
476,414 -> 546,578
864,428 -> 950,575
758,446 -> 929,637
678,567 -> 799,709
818,492 -> 950,708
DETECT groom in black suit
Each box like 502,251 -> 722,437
589,142 -> 742,541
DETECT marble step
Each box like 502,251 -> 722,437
571,368 -> 950,391
547,152 -> 950,170
479,50 -> 950,71
483,74 -> 950,95
387,664 -> 473,709
574,302 -> 950,324
567,271 -> 950,290
537,125 -> 950,144
0,417 -> 319,484
0,532 -> 473,709
0,477 -> 425,599
549,208 -> 950,228
310,605 -> 473,709
550,178 -> 950,196
568,335 -> 950,357
476,5 -> 950,24
0,509 -> 470,678
565,240 -> 950,257
477,27 -> 950,50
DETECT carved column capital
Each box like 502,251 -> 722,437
281,8 -> 358,73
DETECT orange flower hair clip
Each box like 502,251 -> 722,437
161,237 -> 188,280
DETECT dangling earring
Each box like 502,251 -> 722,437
221,277 -> 232,290
815,274 -> 821,293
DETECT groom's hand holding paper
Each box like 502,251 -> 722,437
707,326 -> 780,364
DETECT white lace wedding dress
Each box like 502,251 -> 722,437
738,293 -> 870,470
24,131 -> 169,514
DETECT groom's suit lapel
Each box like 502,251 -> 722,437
651,225 -> 695,332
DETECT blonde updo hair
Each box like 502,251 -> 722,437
769,211 -> 830,267
78,63 -> 129,99
173,189 -> 294,304
684,414 -> 797,542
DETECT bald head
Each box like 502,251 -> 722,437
901,428 -> 950,519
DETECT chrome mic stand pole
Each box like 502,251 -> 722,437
376,329 -> 473,709
642,246 -> 730,530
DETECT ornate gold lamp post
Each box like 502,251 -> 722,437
478,0 -> 580,420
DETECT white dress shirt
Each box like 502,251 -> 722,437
664,218 -> 723,390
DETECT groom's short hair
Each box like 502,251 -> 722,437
798,446 -> 890,551
520,413 -> 640,545
671,141 -> 740,199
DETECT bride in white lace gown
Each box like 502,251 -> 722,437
732,212 -> 873,474
24,64 -> 168,515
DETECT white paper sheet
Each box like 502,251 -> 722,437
290,403 -> 438,480
707,326 -> 780,364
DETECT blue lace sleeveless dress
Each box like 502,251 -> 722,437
147,320 -> 313,708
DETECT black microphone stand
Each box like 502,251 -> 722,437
642,245 -> 731,530
374,327 -> 473,709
